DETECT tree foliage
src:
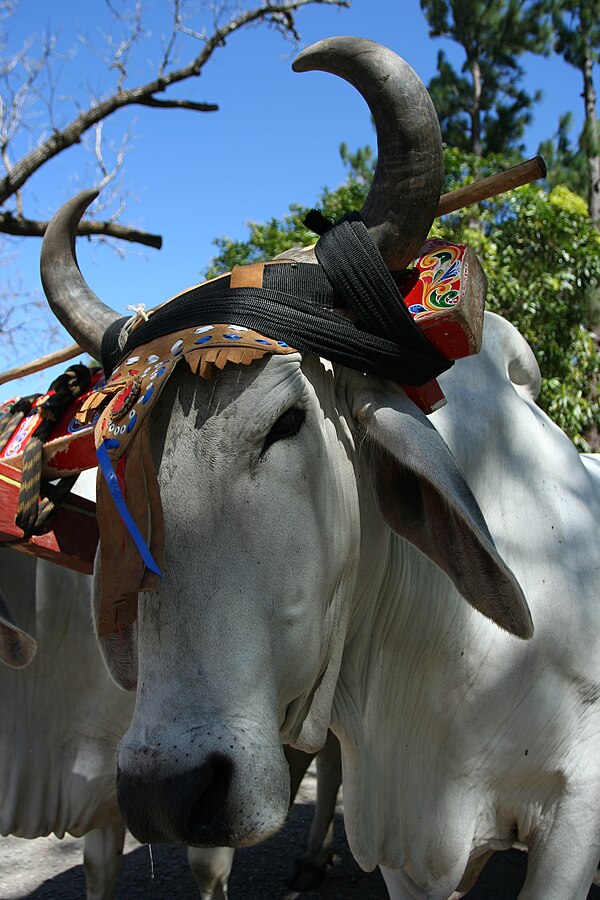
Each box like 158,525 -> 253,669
420,0 -> 551,156
435,149 -> 599,447
207,146 -> 600,449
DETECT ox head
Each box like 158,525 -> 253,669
40,37 -> 532,849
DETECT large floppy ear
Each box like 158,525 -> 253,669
97,623 -> 138,691
352,378 -> 533,639
92,560 -> 138,691
0,587 -> 37,668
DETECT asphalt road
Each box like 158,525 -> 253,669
1,772 -> 599,899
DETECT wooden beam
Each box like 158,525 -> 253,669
437,156 -> 547,218
0,343 -> 86,387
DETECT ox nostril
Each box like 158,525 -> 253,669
117,753 -> 235,845
187,754 -> 233,836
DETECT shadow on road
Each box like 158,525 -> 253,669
17,802 -> 600,899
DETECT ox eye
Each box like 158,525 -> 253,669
262,408 -> 305,455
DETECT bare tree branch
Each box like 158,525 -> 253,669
104,0 -> 146,92
0,0 -> 348,208
87,119 -> 131,190
0,0 -> 347,354
137,96 -> 218,111
0,244 -> 59,351
159,0 -> 182,79
0,210 -> 162,247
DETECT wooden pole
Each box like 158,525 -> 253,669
0,342 -> 86,387
436,156 -> 547,218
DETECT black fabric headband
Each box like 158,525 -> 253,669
101,213 -> 452,387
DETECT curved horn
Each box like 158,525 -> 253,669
40,189 -> 121,360
293,37 -> 443,271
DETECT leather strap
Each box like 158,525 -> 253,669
230,263 -> 265,288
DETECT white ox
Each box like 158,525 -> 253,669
111,312 -> 600,900
38,35 -> 600,900
0,548 -> 240,899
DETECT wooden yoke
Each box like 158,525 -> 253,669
398,240 -> 487,413
399,156 -> 547,412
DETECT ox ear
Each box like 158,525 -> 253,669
0,588 -> 37,668
92,567 -> 138,691
351,379 -> 533,639
97,626 -> 138,691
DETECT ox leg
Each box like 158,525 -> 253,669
448,851 -> 494,898
518,801 -> 600,900
285,744 -> 316,801
287,731 -> 342,891
82,821 -> 126,900
188,845 -> 234,900
380,866 -> 431,900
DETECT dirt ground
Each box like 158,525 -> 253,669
1,768 -> 599,899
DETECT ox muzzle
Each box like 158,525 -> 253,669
116,723 -> 291,847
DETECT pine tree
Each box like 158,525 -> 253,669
420,0 -> 551,156
549,0 -> 599,221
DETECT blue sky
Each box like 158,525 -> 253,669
0,0 -> 595,402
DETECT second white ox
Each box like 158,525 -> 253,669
0,550 -> 132,899
39,35 -> 600,900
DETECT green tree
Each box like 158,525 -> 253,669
206,146 -> 600,449
420,0 -> 551,156
434,149 -> 599,448
539,112 -> 590,198
549,0 -> 599,221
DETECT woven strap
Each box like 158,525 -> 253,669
314,213 -> 441,360
15,436 -> 44,537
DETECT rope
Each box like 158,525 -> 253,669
34,475 -> 79,534
15,436 -> 44,537
118,304 -> 151,351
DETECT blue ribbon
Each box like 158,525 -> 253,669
96,440 -> 163,577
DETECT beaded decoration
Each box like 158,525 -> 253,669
77,323 -> 297,462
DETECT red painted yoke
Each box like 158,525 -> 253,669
0,374 -> 102,571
